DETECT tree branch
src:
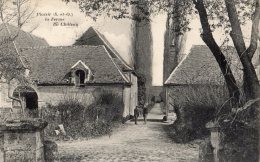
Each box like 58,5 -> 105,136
7,80 -> 21,103
224,0 -> 247,56
246,0 -> 260,60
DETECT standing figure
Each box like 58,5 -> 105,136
143,107 -> 148,124
134,106 -> 139,125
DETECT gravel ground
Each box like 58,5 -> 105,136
56,104 -> 200,162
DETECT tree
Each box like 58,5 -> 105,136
0,0 -> 36,27
0,0 -> 36,113
131,0 -> 153,104
163,0 -> 187,83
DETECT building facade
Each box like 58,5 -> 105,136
0,24 -> 138,121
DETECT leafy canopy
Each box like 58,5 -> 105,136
63,0 -> 256,35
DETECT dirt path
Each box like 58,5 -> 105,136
57,103 -> 199,162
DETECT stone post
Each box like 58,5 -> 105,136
206,122 -> 221,162
0,118 -> 48,162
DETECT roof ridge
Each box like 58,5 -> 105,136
101,46 -> 130,83
92,27 -> 133,70
164,49 -> 190,85
20,45 -> 104,50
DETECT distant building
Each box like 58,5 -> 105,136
164,45 -> 243,115
150,86 -> 163,103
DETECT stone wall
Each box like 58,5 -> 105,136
0,79 -> 139,119
0,83 -> 134,119
37,85 -> 123,107
0,119 -> 47,162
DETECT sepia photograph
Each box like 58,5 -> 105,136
0,0 -> 259,161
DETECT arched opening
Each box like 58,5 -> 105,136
12,86 -> 38,118
75,69 -> 87,86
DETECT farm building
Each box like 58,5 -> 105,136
164,45 -> 244,116
0,24 -> 138,120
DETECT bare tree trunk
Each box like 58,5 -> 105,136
224,0 -> 260,101
193,0 -> 240,105
224,0 -> 260,158
7,81 -> 24,116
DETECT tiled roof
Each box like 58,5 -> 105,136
0,23 -> 48,48
74,27 -> 133,72
0,23 -> 49,72
165,45 -> 243,85
20,45 -> 130,85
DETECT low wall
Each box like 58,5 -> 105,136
0,119 -> 48,162
37,85 -> 123,108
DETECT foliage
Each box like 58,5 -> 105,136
63,0 -> 257,34
218,121 -> 258,162
169,85 -> 230,142
63,0 -> 194,32
0,0 -> 37,27
42,91 -> 122,139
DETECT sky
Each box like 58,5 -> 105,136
19,0 -> 254,86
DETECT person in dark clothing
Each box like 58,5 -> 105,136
143,107 -> 148,124
134,106 -> 139,125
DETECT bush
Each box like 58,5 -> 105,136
214,101 -> 259,162
81,120 -> 112,137
41,91 -> 123,139
219,122 -> 258,162
169,85 -> 230,142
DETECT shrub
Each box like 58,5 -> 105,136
81,120 -> 112,137
169,84 -> 230,142
86,91 -> 123,122
42,91 -> 122,139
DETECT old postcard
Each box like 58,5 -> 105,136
0,0 -> 259,161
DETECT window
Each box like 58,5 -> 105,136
75,69 -> 87,86
71,60 -> 93,86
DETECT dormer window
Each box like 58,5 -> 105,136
70,60 -> 93,87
